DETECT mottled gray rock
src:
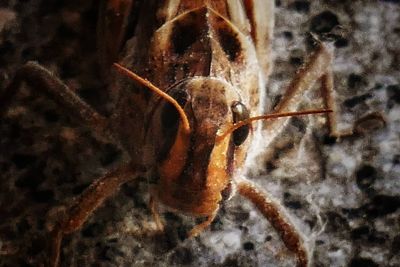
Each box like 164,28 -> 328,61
0,1 -> 399,267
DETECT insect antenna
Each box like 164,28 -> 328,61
216,109 -> 333,142
113,63 -> 191,133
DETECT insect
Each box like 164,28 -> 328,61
0,1 -> 352,266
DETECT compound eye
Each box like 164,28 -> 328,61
161,89 -> 188,131
158,89 -> 189,161
231,101 -> 250,146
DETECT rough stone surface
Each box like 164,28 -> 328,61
0,1 -> 399,267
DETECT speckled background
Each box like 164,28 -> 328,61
0,1 -> 399,267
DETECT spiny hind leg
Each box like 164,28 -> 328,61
48,163 -> 142,267
273,43 -> 353,138
236,178 -> 308,267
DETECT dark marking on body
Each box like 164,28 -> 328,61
171,9 -> 205,55
217,28 -> 241,61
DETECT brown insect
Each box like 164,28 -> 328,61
1,1 -> 353,266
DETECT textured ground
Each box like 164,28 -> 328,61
0,1 -> 399,267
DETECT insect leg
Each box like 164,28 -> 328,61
273,43 -> 353,138
0,61 -> 116,143
48,163 -> 144,267
236,178 -> 308,267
